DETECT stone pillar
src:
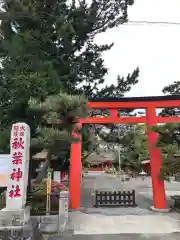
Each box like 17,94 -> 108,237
0,122 -> 30,226
58,191 -> 69,232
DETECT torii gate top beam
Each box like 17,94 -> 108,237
80,95 -> 180,124
88,95 -> 180,109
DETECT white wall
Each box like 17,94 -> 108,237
0,154 -> 11,187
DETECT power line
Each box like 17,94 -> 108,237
124,20 -> 180,26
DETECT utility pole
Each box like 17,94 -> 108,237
118,146 -> 121,180
117,127 -> 122,181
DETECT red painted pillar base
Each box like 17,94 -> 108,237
146,107 -> 167,209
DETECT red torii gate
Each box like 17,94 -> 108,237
69,95 -> 180,210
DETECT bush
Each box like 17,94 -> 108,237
32,179 -> 66,195
28,180 -> 68,213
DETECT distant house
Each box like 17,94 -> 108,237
86,134 -> 116,171
86,152 -> 115,171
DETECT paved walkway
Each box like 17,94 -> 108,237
47,175 -> 180,239
51,233 -> 180,239
69,211 -> 180,234
80,174 -> 155,211
80,176 -> 96,208
65,174 -> 180,239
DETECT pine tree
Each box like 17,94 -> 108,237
113,124 -> 148,171
0,0 -> 138,98
160,82 -> 180,116
152,81 -> 180,178
0,0 -> 139,153
152,123 -> 180,179
0,0 -> 139,182
29,92 -> 88,183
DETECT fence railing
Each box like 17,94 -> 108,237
94,190 -> 136,207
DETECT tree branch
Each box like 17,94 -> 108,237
82,142 -> 100,161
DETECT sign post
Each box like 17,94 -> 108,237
58,191 -> 69,232
6,122 -> 30,210
0,123 -> 31,227
46,168 -> 53,215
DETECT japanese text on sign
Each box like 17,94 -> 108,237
13,125 -> 25,138
9,124 -> 26,199
6,123 -> 30,210
10,168 -> 23,182
9,185 -> 21,198
12,152 -> 23,165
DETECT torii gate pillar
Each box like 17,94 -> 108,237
69,128 -> 82,209
146,106 -> 167,209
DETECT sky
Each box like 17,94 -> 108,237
95,0 -> 180,97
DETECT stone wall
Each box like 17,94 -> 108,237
0,221 -> 44,240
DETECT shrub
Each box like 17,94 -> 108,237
28,180 -> 68,213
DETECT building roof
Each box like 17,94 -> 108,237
86,152 -> 115,164
32,150 -> 57,160
141,160 -> 150,164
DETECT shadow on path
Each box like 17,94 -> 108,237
80,176 -> 95,208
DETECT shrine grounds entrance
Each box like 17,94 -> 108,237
69,95 -> 180,210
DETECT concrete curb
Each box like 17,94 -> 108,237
149,206 -> 172,213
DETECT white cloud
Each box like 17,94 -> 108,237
95,0 -> 180,97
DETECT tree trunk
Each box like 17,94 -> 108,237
27,150 -> 33,194
32,149 -> 52,185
